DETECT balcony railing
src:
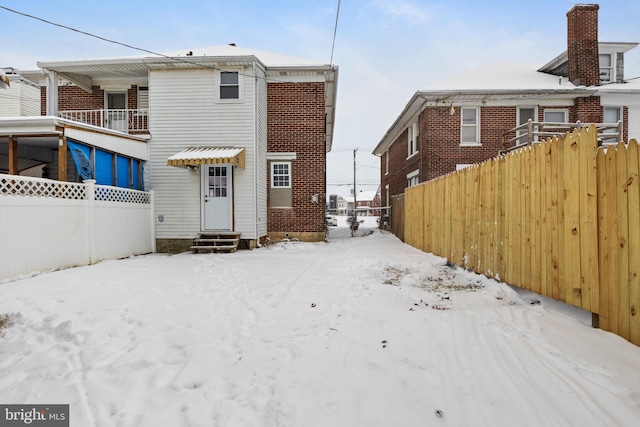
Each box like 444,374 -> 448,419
58,109 -> 149,134
502,119 -> 622,153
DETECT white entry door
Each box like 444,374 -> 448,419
203,164 -> 232,230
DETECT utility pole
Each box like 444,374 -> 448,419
352,148 -> 357,237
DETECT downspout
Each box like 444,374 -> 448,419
253,62 -> 261,247
417,95 -> 429,181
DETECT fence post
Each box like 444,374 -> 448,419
84,179 -> 97,264
149,189 -> 156,253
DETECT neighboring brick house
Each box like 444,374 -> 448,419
0,45 -> 338,250
373,3 -> 640,206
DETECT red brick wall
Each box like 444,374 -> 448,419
267,82 -> 326,235
40,86 -> 140,115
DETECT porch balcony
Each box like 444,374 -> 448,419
502,119 -> 623,153
58,109 -> 149,134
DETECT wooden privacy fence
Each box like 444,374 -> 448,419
404,125 -> 640,346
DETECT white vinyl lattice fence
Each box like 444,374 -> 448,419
0,174 -> 155,280
95,185 -> 151,204
0,175 -> 86,199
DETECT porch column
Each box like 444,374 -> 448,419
8,136 -> 18,175
58,134 -> 67,182
45,70 -> 58,117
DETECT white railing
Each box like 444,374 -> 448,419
0,174 -> 155,281
58,109 -> 149,133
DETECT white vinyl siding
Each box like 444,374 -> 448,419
255,64 -> 268,238
0,80 -> 40,117
148,66 -> 259,240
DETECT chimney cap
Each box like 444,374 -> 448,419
567,4 -> 599,14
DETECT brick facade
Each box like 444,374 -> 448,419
41,86 -> 140,115
379,100 -> 621,204
267,82 -> 327,241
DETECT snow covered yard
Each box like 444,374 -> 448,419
1,217 -> 639,427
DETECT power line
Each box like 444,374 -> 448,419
329,0 -> 341,65
0,5 -> 321,85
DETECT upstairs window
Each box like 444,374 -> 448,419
407,121 -> 418,157
599,54 -> 612,84
137,86 -> 149,110
385,151 -> 389,175
220,71 -> 240,99
460,107 -> 479,145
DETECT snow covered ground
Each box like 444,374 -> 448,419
1,216 -> 639,426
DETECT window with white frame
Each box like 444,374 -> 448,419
460,107 -> 479,145
407,169 -> 419,188
219,71 -> 240,100
603,106 -> 622,144
271,162 -> 291,188
407,121 -> 418,157
385,150 -> 389,175
599,53 -> 612,84
137,86 -> 148,110
543,109 -> 568,124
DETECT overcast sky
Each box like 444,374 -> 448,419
2,0 -> 640,195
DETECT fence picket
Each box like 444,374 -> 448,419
616,146 -> 630,340
626,140 -> 640,345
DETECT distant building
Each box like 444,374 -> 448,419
373,4 -> 640,208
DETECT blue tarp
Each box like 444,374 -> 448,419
67,140 -> 93,180
67,139 -> 143,189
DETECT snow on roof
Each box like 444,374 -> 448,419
161,45 -> 326,67
424,62 -> 577,91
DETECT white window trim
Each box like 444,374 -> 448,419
602,106 -> 623,145
406,169 -> 419,180
407,121 -> 419,159
517,106 -> 538,145
599,53 -> 613,84
271,161 -> 291,188
460,107 -> 481,146
217,69 -> 243,103
456,164 -> 472,171
543,108 -> 569,123
385,151 -> 389,175
267,152 -> 297,161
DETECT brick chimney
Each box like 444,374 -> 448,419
567,4 -> 603,125
567,4 -> 600,87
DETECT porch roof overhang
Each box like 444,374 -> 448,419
167,147 -> 246,168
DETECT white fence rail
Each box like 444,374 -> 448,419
0,174 -> 155,281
